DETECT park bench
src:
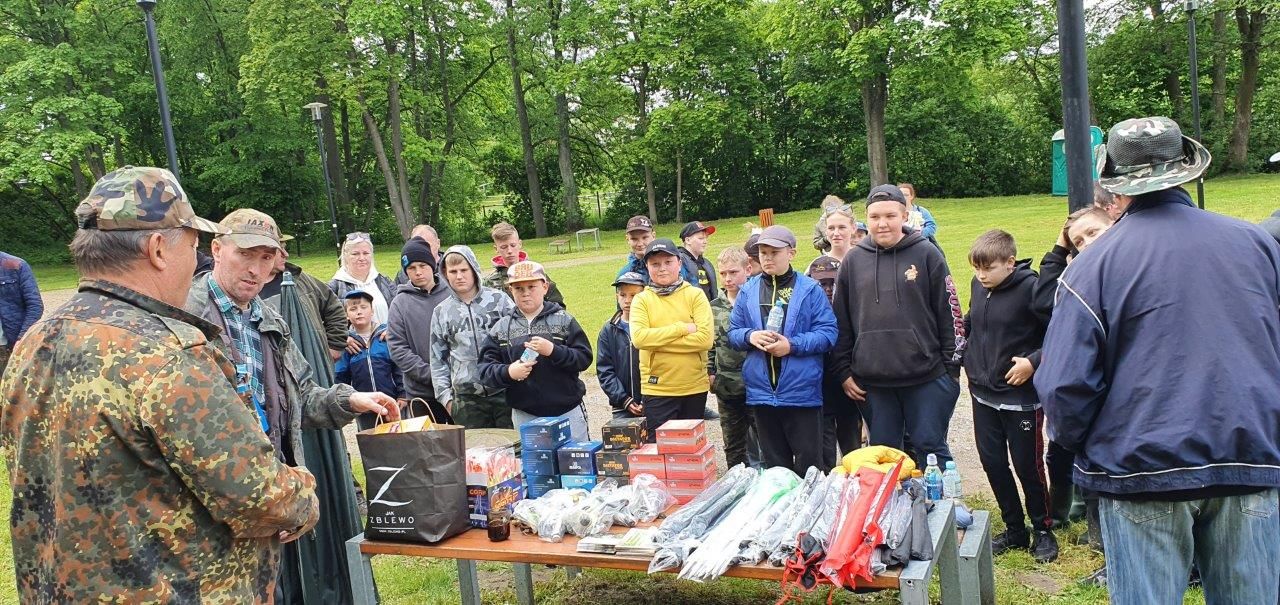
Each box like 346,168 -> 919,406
548,239 -> 571,254
345,498 -> 993,605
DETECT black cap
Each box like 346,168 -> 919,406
744,233 -> 761,259
643,238 -> 680,261
866,184 -> 907,207
612,271 -> 647,287
400,236 -> 437,272
679,221 -> 716,240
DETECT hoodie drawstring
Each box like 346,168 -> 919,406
874,247 -> 881,304
893,246 -> 901,308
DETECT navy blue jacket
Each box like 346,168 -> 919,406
729,271 -> 837,407
335,324 -> 405,399
596,311 -> 642,412
0,252 -> 42,345
1036,188 -> 1280,495
617,257 -> 651,284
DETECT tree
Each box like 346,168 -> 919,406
1226,3 -> 1267,171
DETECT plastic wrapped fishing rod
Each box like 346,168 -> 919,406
732,480 -> 804,565
648,465 -> 758,574
768,472 -> 846,566
750,467 -> 823,563
677,467 -> 801,582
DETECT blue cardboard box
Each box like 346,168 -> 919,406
519,416 -> 572,450
521,449 -> 558,476
526,475 -> 560,499
556,440 -> 603,476
560,475 -> 597,490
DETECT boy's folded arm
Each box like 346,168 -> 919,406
630,323 -> 688,348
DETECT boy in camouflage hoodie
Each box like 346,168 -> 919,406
709,247 -> 760,468
430,245 -> 516,428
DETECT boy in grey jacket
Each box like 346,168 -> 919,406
387,237 -> 451,421
430,245 -> 515,428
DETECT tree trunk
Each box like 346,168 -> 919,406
1148,1 -> 1184,121
1211,9 -> 1228,129
359,101 -> 415,238
635,64 -> 657,222
862,72 -> 889,187
549,0 -> 581,231
506,0 -> 546,237
555,92 -> 581,230
675,152 -> 683,224
644,165 -> 657,221
1226,7 -> 1265,172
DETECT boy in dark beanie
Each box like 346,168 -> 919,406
387,237 -> 452,421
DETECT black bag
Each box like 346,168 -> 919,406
356,401 -> 469,543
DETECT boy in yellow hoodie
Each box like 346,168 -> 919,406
630,238 -> 714,437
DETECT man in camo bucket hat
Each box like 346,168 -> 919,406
1,166 -> 326,602
1094,116 -> 1211,199
1038,120 -> 1280,604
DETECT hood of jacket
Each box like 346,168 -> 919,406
330,264 -> 383,287
441,245 -> 485,298
990,260 -> 1036,292
491,250 -> 528,269
509,300 -> 564,322
394,278 -> 448,298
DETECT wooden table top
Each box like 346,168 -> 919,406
357,522 -> 900,589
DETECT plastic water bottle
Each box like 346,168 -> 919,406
942,460 -> 962,499
924,454 -> 943,502
520,348 -> 539,363
765,301 -> 786,332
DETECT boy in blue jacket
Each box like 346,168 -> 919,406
729,226 -> 837,474
336,290 -> 406,430
597,272 -> 645,419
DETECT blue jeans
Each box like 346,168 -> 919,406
1099,490 -> 1280,605
865,373 -> 960,467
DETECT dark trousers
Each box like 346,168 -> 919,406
453,394 -> 514,429
822,374 -> 865,469
718,395 -> 761,468
644,393 -> 708,441
750,405 -> 823,475
865,373 -> 960,467
973,403 -> 1052,534
1045,439 -> 1076,527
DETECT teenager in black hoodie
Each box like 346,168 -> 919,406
964,230 -> 1057,563
831,185 -> 965,467
478,261 -> 593,441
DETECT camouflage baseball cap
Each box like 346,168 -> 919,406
1096,116 -> 1211,196
75,166 -> 228,234
217,208 -> 289,250
505,260 -> 548,285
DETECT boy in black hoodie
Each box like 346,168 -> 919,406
479,261 -> 594,441
964,230 -> 1058,563
831,184 -> 965,467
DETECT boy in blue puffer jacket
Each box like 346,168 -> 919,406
729,226 -> 837,474
336,290 -> 406,430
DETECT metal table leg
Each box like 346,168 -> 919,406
458,559 -> 482,605
958,510 -> 995,604
345,533 -> 378,605
513,562 -> 535,605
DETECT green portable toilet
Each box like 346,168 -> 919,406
1052,126 -> 1105,196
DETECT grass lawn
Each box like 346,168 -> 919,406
11,173 -> 1277,603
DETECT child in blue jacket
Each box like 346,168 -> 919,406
729,226 -> 837,474
335,290 -> 406,430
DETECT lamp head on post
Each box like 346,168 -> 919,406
137,0 -> 156,12
303,102 -> 328,123
1185,0 -> 1197,11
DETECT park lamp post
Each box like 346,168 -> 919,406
136,0 -> 180,179
1186,0 -> 1206,209
304,102 -> 342,261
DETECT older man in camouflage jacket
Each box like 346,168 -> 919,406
0,167 -> 321,603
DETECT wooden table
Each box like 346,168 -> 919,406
346,499 -> 993,604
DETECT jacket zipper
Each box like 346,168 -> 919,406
466,301 -> 489,397
363,333 -> 378,394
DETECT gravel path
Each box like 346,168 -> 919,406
39,287 -> 993,498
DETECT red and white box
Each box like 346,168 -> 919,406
655,419 -> 707,454
627,443 -> 666,478
664,444 -> 717,480
669,473 -> 715,505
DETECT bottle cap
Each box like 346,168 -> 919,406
911,470 -> 923,478
926,453 -> 938,466
945,461 -> 957,470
